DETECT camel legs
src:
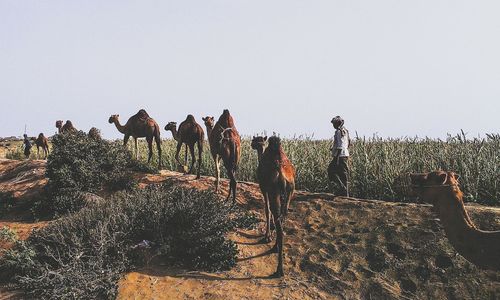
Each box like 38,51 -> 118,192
188,144 -> 196,175
196,141 -> 202,179
184,145 -> 188,166
225,168 -> 237,204
135,137 -> 139,160
155,135 -> 162,168
281,181 -> 295,218
174,142 -> 184,170
146,137 -> 153,164
260,190 -> 272,243
215,155 -> 221,193
269,192 -> 284,277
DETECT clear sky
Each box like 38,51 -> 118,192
1,1 -> 499,140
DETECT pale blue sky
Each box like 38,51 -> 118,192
1,1 -> 499,139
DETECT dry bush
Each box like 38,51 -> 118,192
0,185 -> 256,299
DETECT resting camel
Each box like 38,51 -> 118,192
202,110 -> 241,203
34,133 -> 49,159
255,136 -> 295,277
108,109 -> 163,168
411,171 -> 500,271
88,127 -> 101,139
55,120 -> 77,134
164,115 -> 204,179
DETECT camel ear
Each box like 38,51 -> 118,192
202,117 -> 207,121
438,173 -> 448,185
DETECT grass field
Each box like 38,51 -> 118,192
3,132 -> 499,205
134,132 -> 499,206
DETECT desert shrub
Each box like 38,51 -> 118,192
41,131 -> 155,216
5,147 -> 25,160
0,191 -> 15,217
0,185 -> 255,299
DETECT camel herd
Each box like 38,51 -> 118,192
21,109 -> 500,276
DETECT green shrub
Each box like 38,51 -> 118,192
0,185 -> 255,299
41,131 -> 154,216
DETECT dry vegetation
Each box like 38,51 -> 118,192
134,132 -> 500,205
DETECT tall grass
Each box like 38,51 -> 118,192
133,132 -> 499,205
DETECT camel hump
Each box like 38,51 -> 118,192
136,109 -> 150,120
186,114 -> 195,121
38,133 -> 44,138
217,109 -> 236,128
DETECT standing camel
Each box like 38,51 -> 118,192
202,109 -> 241,203
164,114 -> 204,179
256,136 -> 295,277
251,136 -> 273,237
34,133 -> 49,159
55,120 -> 77,134
108,109 -> 163,168
411,171 -> 500,271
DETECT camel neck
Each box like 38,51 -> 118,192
436,188 -> 479,245
206,126 -> 213,139
256,148 -> 263,163
113,119 -> 127,134
169,127 -> 179,141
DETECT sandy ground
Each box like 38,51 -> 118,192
1,160 -> 499,299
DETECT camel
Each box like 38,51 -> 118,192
255,136 -> 295,277
55,120 -> 77,134
34,133 -> 49,159
88,127 -> 101,139
202,110 -> 241,203
165,115 -> 204,178
108,109 -> 163,168
410,171 -> 500,271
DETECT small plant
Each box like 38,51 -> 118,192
0,226 -> 17,243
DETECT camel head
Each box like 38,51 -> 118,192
251,136 -> 267,152
410,171 -> 461,206
202,116 -> 215,130
267,136 -> 282,153
164,122 -> 177,132
55,120 -> 63,128
108,114 -> 119,124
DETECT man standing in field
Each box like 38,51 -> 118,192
23,134 -> 32,159
328,116 -> 350,197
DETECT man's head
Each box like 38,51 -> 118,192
331,116 -> 344,129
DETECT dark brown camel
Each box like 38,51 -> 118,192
34,133 -> 49,159
164,115 -> 204,179
411,171 -> 500,271
108,109 -> 162,168
256,136 -> 295,277
202,109 -> 241,203
88,127 -> 101,139
55,120 -> 77,134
